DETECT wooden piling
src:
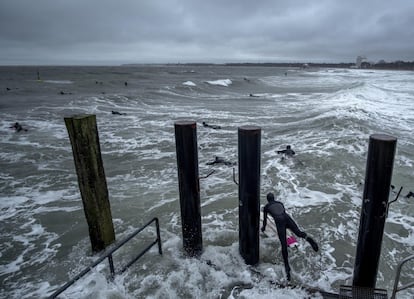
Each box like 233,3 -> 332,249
65,115 -> 115,252
174,120 -> 203,257
353,134 -> 397,288
238,125 -> 261,265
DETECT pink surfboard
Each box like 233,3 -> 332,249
260,210 -> 299,248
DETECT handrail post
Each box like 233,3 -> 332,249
391,255 -> 414,299
155,218 -> 163,255
49,217 -> 163,299
108,255 -> 115,280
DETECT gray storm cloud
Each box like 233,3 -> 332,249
0,0 -> 413,65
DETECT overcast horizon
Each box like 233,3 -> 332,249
1,0 -> 413,66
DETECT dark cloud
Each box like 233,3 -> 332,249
0,0 -> 413,65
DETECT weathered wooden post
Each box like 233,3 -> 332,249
65,114 -> 115,252
238,125 -> 261,265
174,120 -> 202,257
353,134 -> 397,288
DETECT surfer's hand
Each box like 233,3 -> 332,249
261,226 -> 265,232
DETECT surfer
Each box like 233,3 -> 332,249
206,156 -> 235,166
405,191 -> 414,198
202,121 -> 221,129
261,192 -> 319,281
277,145 -> 295,157
10,122 -> 27,132
111,110 -> 127,116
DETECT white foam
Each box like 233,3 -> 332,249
0,196 -> 32,221
205,79 -> 232,87
1,67 -> 414,298
386,212 -> 414,246
43,80 -> 73,84
182,81 -> 196,86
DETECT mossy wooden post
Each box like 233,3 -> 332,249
65,114 -> 115,252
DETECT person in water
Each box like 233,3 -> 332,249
261,192 -> 319,281
111,110 -> 127,115
10,122 -> 27,132
390,185 -> 413,198
206,156 -> 235,166
277,145 -> 295,157
202,121 -> 221,129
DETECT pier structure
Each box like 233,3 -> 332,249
62,115 -> 412,298
238,126 -> 261,265
352,134 -> 397,290
174,121 -> 203,257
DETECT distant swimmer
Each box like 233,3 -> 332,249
277,145 -> 295,157
206,156 -> 235,166
249,93 -> 260,97
59,91 -> 72,95
111,110 -> 127,115
202,121 -> 221,129
10,122 -> 27,132
390,186 -> 413,198
124,81 -> 128,86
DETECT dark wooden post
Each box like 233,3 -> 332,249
174,120 -> 202,257
353,134 -> 397,288
238,126 -> 261,265
65,115 -> 115,252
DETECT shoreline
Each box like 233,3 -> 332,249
1,62 -> 413,71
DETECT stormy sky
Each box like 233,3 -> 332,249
0,0 -> 413,65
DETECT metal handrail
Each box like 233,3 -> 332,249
49,217 -> 162,299
391,254 -> 414,299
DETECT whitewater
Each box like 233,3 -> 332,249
0,65 -> 413,298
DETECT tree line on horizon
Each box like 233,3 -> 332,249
223,60 -> 414,70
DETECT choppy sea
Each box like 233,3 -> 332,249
0,65 -> 413,298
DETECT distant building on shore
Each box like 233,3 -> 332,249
350,56 -> 367,69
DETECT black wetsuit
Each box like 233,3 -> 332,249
206,157 -> 234,166
112,110 -> 126,115
11,122 -> 25,132
202,122 -> 221,129
262,200 -> 307,278
277,148 -> 295,156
